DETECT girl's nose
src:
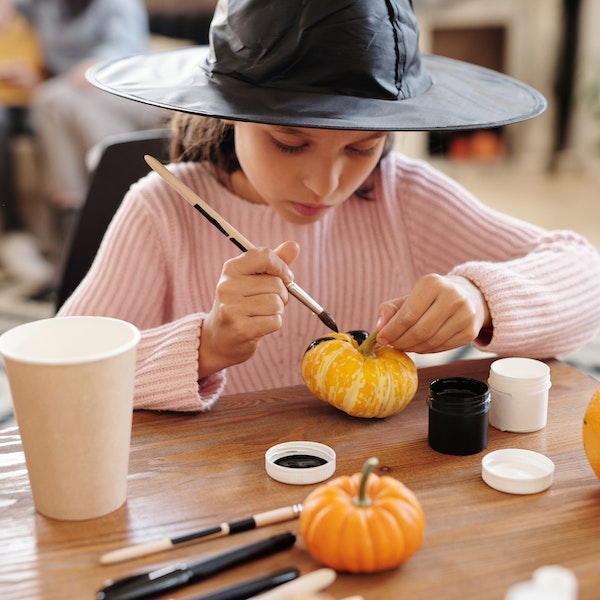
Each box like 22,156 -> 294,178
302,158 -> 341,199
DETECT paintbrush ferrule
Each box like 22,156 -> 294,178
285,282 -> 324,315
286,283 -> 338,332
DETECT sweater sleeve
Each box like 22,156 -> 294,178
58,176 -> 227,412
452,229 -> 600,358
390,156 -> 600,358
132,314 -> 226,412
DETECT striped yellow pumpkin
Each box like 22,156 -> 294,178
301,330 -> 418,418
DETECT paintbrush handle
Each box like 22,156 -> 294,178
144,155 -> 338,332
100,538 -> 176,565
251,504 -> 303,527
145,154 -> 255,251
99,504 -> 302,565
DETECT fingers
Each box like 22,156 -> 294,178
376,274 -> 489,353
217,247 -> 293,325
216,273 -> 287,333
231,245 -> 296,284
198,244 -> 300,377
274,240 -> 300,273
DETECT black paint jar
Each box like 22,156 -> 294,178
427,377 -> 490,455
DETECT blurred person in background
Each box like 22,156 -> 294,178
0,0 -> 166,288
0,3 -> 51,286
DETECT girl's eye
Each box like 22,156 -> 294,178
270,134 -> 383,156
347,144 -> 379,156
272,138 -> 306,154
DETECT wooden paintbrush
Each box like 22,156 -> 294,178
144,155 -> 339,332
100,503 -> 303,565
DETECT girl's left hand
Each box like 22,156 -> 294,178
375,274 -> 491,353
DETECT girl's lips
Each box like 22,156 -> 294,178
290,202 -> 330,217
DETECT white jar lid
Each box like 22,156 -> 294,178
481,449 -> 554,494
265,441 -> 336,485
490,357 -> 550,382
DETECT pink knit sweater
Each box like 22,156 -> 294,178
59,154 -> 600,411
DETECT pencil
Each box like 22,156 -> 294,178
144,155 -> 339,333
99,504 -> 302,565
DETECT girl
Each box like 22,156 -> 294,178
59,0 -> 600,412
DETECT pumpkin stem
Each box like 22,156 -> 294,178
357,332 -> 379,358
354,457 -> 379,507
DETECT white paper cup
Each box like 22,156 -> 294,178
488,357 -> 551,433
0,316 -> 140,520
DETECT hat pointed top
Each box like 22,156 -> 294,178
207,0 -> 431,102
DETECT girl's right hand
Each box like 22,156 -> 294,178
198,241 -> 300,379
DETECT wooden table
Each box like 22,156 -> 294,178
1,358 -> 599,600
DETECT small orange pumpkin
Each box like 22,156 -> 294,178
301,330 -> 418,418
299,457 -> 425,573
583,387 -> 600,480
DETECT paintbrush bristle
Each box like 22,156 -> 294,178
319,310 -> 339,333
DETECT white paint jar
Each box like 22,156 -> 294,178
488,357 -> 551,432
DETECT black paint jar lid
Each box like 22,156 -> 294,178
428,377 -> 490,415
265,441 -> 336,485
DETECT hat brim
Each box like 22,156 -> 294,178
88,46 -> 546,131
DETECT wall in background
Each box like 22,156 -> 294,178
413,0 -> 599,174
413,0 -> 562,170
570,0 -> 600,171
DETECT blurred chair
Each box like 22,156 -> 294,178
148,11 -> 213,45
55,128 -> 171,311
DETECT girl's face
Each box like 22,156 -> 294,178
228,123 -> 388,224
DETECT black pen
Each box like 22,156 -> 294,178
183,567 -> 299,600
96,531 -> 296,600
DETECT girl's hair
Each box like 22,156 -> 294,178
169,112 -> 394,199
170,113 -> 240,173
